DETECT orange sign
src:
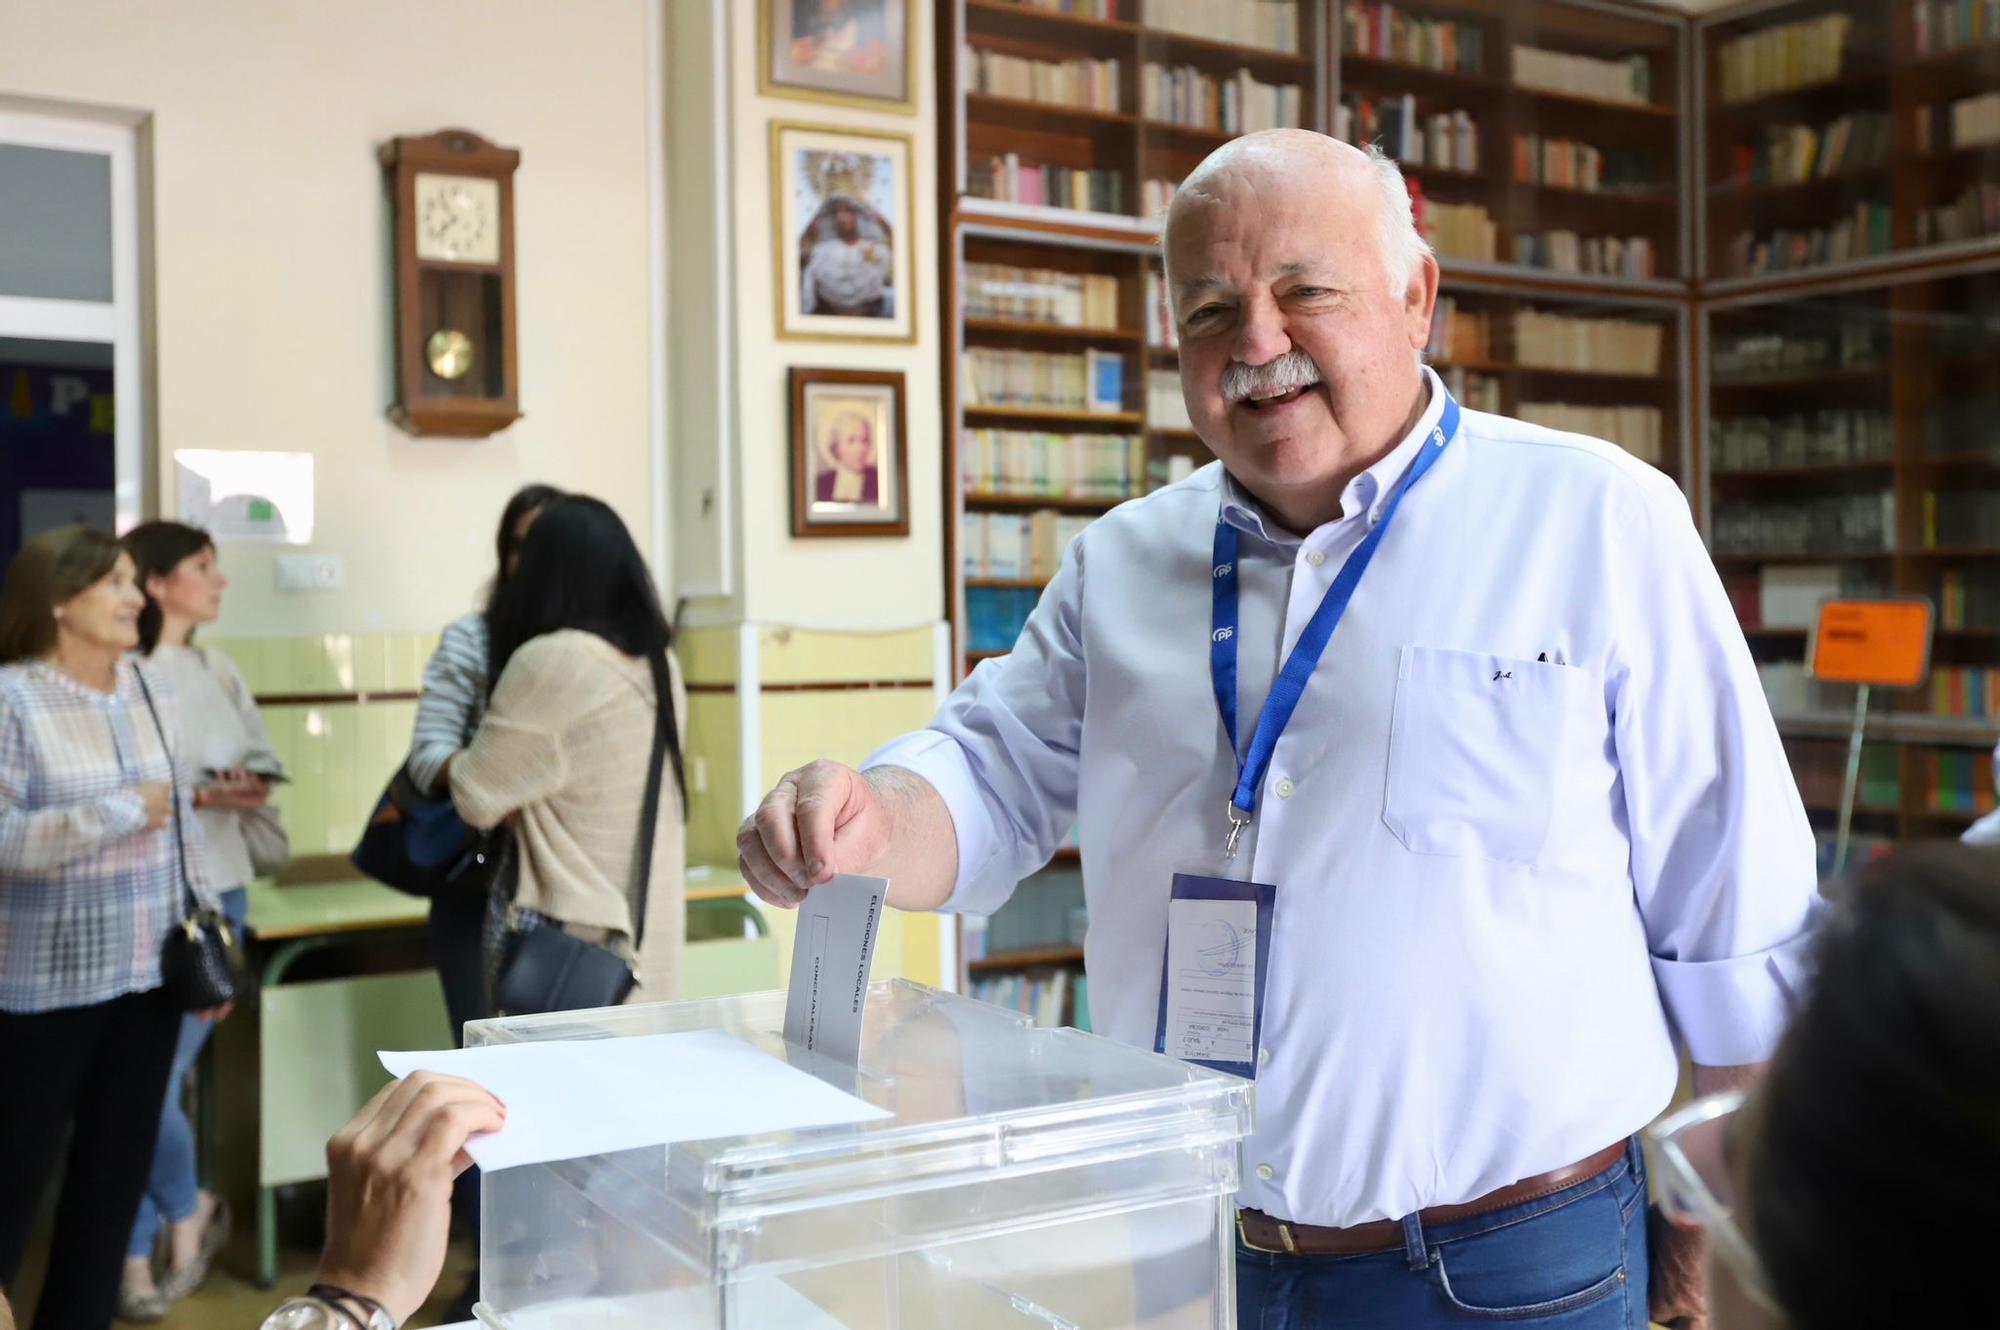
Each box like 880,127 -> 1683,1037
1809,598 -> 1935,689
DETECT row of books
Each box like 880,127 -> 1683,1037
1517,402 -> 1664,465
961,347 -> 1126,412
1010,0 -> 1118,17
1927,668 -> 2000,720
1148,368 -> 1192,430
1420,198 -> 1497,263
964,48 -> 1120,112
1919,91 -> 2000,152
1438,368 -> 1501,414
1140,177 -> 1177,219
1516,231 -> 1657,279
1711,492 -> 1894,557
1714,12 -> 1851,105
960,429 -> 1148,500
970,157 -> 1126,214
1761,664 -> 1864,720
1782,731 -> 1897,806
1816,833 -> 1894,881
1512,45 -> 1652,107
1340,3 -> 1485,75
1725,563 -> 1883,630
1917,182 -> 2000,248
1940,568 -> 2000,630
1423,296 -> 1490,364
1339,95 -> 1479,173
1921,491 -> 2000,548
967,586 -> 1043,652
963,511 -> 1097,581
1723,113 -> 1893,190
1140,64 -> 1304,135
1709,410 -> 1893,474
1150,0 -> 1299,55
1143,270 -> 1178,350
1513,308 -> 1663,376
1514,136 -> 1650,195
1711,323 -> 1887,380
1726,203 -> 1892,277
963,860 -> 1082,959
968,971 -> 1086,1030
1914,748 -> 1997,816
963,263 -> 1121,329
1913,0 -> 2000,55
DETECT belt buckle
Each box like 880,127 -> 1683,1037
1236,1212 -> 1297,1255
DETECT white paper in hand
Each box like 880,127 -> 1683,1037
782,873 -> 887,1065
378,1029 -> 890,1172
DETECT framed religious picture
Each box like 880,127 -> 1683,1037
791,367 -> 909,539
760,0 -> 914,112
773,122 -> 915,343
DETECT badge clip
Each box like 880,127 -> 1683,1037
1223,803 -> 1252,859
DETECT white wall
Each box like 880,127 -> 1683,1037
0,0 -> 659,635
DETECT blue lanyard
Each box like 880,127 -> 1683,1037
1210,392 -> 1460,856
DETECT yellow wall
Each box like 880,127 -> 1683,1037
0,0 -> 659,635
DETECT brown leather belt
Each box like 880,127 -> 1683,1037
1236,1142 -> 1628,1256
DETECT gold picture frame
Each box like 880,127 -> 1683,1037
758,0 -> 917,114
771,121 -> 917,344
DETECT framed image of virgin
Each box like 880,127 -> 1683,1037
773,123 -> 915,343
790,367 -> 908,539
760,0 -> 914,112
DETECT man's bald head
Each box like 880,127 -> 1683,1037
1163,131 -> 1431,306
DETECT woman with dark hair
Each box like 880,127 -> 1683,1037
116,521 -> 283,1317
0,527 -> 219,1330
449,495 -> 687,1007
1650,842 -> 2000,1329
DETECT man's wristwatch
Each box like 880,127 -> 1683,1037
260,1289 -> 397,1330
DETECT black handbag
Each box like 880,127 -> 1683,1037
492,682 -> 670,1016
352,767 -> 497,900
135,669 -> 241,1011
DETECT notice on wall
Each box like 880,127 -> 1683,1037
173,449 -> 313,544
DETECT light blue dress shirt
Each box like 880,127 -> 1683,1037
867,369 -> 1820,1227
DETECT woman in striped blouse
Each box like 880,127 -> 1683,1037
0,527 -> 217,1330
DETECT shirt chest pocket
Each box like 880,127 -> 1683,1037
1382,645 -> 1603,869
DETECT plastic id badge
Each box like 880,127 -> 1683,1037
1154,873 -> 1275,1078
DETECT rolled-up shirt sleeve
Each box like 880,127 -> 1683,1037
864,534 -> 1089,915
1609,472 -> 1823,1067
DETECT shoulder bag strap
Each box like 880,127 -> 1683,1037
627,653 -> 671,952
132,665 -> 199,915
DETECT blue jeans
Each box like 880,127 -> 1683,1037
127,886 -> 248,1259
1237,1139 -> 1651,1329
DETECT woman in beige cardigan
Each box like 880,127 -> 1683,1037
446,496 -> 687,1008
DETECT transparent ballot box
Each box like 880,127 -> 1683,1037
472,979 -> 1252,1329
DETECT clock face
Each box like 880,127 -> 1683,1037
414,172 -> 501,264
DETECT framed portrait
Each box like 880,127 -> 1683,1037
773,122 -> 915,343
760,0 -> 914,112
791,367 -> 909,539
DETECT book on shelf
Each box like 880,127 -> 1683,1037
1914,0 -> 2000,56
1915,747 -> 1998,816
1424,296 -> 1492,364
1922,491 -> 2000,548
1072,975 -> 1092,1032
1710,491 -> 1894,557
1438,368 -> 1501,413
1338,94 -> 1478,172
967,586 -> 1044,652
1147,453 -> 1201,491
1779,729 -> 1896,804
964,510 -> 1099,581
1917,182 -> 2000,247
1513,136 -> 1652,195
1517,402 -> 1664,465
1141,177 -> 1178,218
1736,563 -> 1885,630
1729,113 -> 1892,188
961,347 -> 1126,412
970,155 -> 1127,213
1727,202 -> 1891,276
1412,184 -> 1497,262
1511,44 -> 1652,107
1816,833 -> 1894,881
969,971 -> 1073,1029
1710,409 -> 1892,473
1149,0 -> 1299,54
1006,0 -> 1121,18
1917,91 -> 2000,153
1341,3 -> 1484,74
961,429 -> 1148,499
1940,568 -> 2000,631
1715,13 -> 1851,104
1512,309 -> 1663,375
1514,231 -> 1655,279
1145,269 -> 1179,349
1147,367 -> 1193,429
1711,323 -> 1887,379
1928,667 -> 2000,720
964,46 -> 1122,112
1142,64 -> 1303,134
964,263 -> 1121,329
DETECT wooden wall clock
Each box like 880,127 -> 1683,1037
379,129 -> 521,437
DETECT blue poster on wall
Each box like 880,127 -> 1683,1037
0,363 -> 116,572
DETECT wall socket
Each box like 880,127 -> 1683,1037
275,554 -> 344,592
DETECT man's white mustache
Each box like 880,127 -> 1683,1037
1222,351 -> 1322,402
